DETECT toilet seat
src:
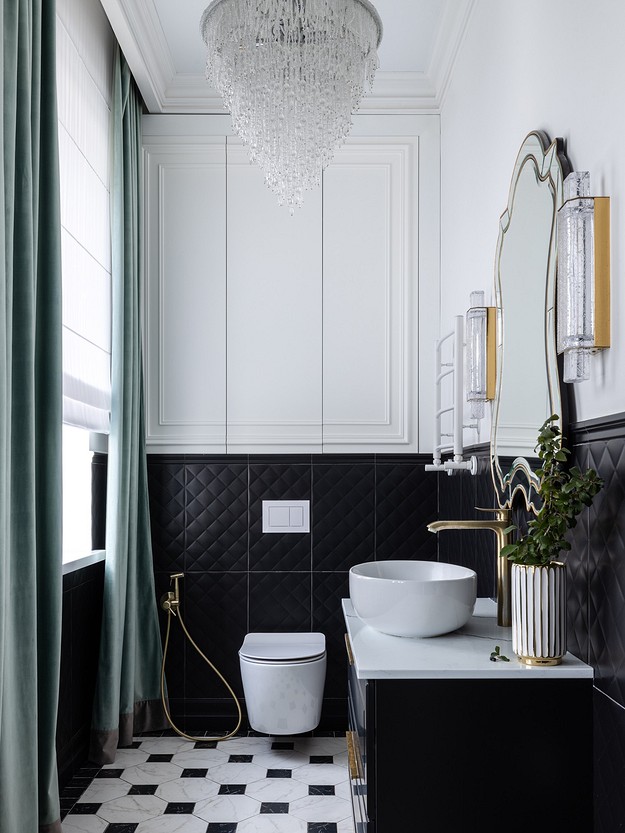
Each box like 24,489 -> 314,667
239,632 -> 326,663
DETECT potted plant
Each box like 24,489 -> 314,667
500,415 -> 602,665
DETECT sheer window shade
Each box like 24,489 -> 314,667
57,0 -> 115,432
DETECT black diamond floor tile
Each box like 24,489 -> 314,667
219,784 -> 246,795
267,769 -> 292,778
260,802 -> 290,814
164,802 -> 196,814
70,803 -> 101,814
128,784 -> 158,795
309,785 -> 335,795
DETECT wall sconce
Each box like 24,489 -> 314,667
556,171 -> 610,383
465,290 -> 496,419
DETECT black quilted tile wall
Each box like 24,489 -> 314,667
148,452 -> 447,731
587,438 -> 625,707
437,450 -> 497,598
569,417 -> 625,833
312,458 -> 375,571
376,458 -> 437,561
249,462 -> 312,572
185,462 -> 248,572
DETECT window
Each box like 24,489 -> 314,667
56,0 -> 115,564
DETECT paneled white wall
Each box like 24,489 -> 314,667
441,0 -> 625,425
142,114 -> 439,454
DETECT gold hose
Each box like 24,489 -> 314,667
160,575 -> 242,743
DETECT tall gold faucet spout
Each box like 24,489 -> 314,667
427,509 -> 512,627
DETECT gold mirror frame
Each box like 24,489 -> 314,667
491,131 -> 571,512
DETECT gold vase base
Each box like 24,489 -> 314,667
518,654 -> 563,667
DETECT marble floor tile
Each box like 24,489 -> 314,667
155,777 -> 221,803
59,733 -> 354,833
193,794 -> 261,822
96,793 -> 168,823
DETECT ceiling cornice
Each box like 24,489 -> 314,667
100,0 -> 473,115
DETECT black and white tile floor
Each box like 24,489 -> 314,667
60,733 -> 354,833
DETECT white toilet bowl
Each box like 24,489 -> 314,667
239,632 -> 327,735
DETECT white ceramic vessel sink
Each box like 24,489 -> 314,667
349,560 -> 477,638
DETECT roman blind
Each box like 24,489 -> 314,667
56,0 -> 115,432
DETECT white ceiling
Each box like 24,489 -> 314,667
100,0 -> 474,113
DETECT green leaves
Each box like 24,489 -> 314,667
504,415 -> 603,567
490,645 -> 510,662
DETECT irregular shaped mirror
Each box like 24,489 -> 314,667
491,131 -> 570,511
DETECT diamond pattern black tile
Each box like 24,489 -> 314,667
376,462 -> 437,562
185,463 -> 248,571
587,438 -> 625,706
249,464 -> 312,571
312,573 -> 349,699
249,572 -> 311,632
147,463 -> 185,572
154,572 -> 186,701
567,445 -> 590,662
183,572 -> 248,699
312,463 -> 374,570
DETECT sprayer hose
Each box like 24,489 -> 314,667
160,606 -> 242,743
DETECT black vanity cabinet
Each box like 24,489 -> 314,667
344,603 -> 593,833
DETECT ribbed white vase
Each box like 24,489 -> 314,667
511,562 -> 567,666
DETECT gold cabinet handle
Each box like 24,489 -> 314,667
344,632 -> 355,666
346,730 -> 360,780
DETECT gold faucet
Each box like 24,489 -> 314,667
427,508 -> 512,627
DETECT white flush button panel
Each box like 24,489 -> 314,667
262,500 -> 310,533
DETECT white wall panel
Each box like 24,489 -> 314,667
226,141 -> 323,452
323,139 -> 417,451
144,142 -> 227,450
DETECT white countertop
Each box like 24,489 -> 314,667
343,598 -> 593,680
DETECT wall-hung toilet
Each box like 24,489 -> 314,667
239,632 -> 326,735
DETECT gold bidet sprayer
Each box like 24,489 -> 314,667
160,572 -> 184,615
159,571 -> 242,742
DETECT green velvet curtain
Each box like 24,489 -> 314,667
90,48 -> 167,765
0,1 -> 64,831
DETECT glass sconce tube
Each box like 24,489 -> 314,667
466,291 -> 496,419
556,172 -> 610,383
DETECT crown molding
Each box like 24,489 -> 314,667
158,70 -> 438,115
101,0 -> 472,114
99,0 -> 175,112
430,0 -> 477,108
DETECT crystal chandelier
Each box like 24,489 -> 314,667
200,0 -> 382,211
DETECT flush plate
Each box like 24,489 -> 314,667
262,500 -> 310,533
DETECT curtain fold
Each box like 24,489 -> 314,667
0,0 -> 64,831
90,48 -> 167,765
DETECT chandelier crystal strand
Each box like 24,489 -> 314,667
200,0 -> 382,211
